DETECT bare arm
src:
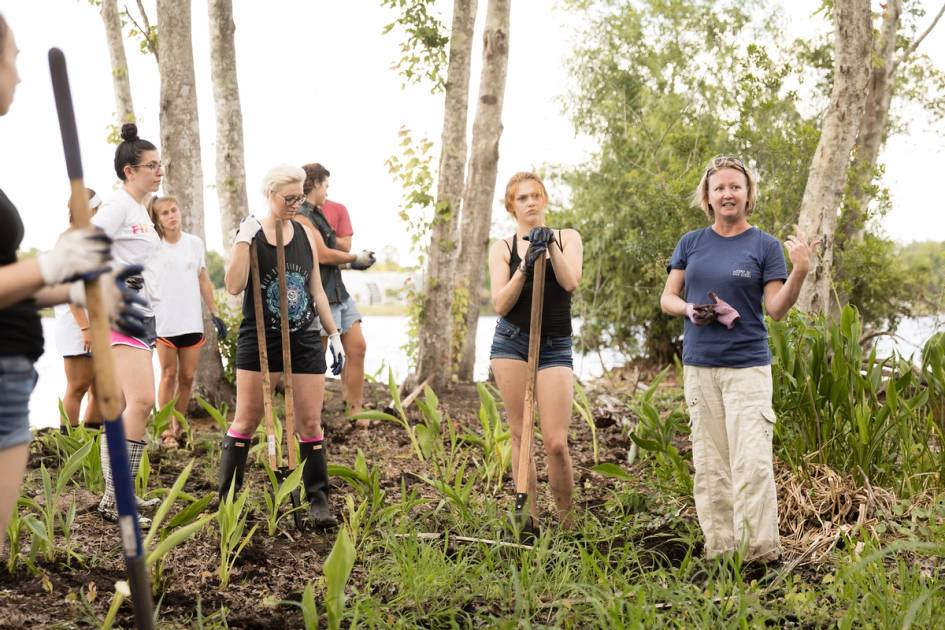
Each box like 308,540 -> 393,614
295,214 -> 355,266
548,229 -> 583,292
68,303 -> 90,329
335,235 -> 352,253
489,239 -> 528,316
660,269 -> 689,317
762,232 -> 818,321
225,241 -> 251,295
0,259 -> 45,310
198,267 -> 219,315
302,225 -> 340,336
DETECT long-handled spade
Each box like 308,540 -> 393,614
274,219 -> 305,532
48,48 -> 154,630
513,253 -> 548,541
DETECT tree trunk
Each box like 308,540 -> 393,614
455,0 -> 511,381
209,0 -> 249,260
795,0 -> 872,315
414,0 -> 478,390
156,0 -> 230,405
100,0 -> 135,125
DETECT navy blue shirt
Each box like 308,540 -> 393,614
668,226 -> 787,368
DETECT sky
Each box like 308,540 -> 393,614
1,1 -> 943,264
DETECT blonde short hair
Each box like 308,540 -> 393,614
261,164 -> 306,197
691,155 -> 759,219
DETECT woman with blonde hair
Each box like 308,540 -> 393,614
219,164 -> 345,528
488,171 -> 583,529
147,195 -> 226,448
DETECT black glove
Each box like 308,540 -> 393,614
211,314 -> 227,341
124,273 -> 145,292
522,241 -> 548,277
524,226 -> 556,248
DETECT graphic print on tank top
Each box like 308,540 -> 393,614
260,262 -> 315,333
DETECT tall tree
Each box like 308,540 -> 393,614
415,0 -> 478,389
209,0 -> 249,259
795,0 -> 873,314
455,0 -> 511,380
99,0 -> 135,128
155,0 -> 229,402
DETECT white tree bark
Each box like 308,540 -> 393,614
795,0 -> 872,315
100,0 -> 135,125
455,0 -> 511,380
156,0 -> 229,403
209,0 -> 249,259
415,0 -> 478,390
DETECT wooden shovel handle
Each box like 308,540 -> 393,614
515,253 -> 547,495
275,220 -> 297,470
250,239 -> 278,469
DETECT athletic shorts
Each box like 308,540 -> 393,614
488,318 -> 573,371
328,296 -> 362,334
157,332 -> 206,350
110,316 -> 157,351
235,328 -> 327,375
0,355 -> 37,450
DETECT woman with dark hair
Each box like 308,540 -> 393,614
661,155 -> 818,563
148,195 -> 225,448
488,171 -> 584,529
219,164 -> 344,529
55,188 -> 104,429
90,122 -> 164,523
0,13 -> 144,545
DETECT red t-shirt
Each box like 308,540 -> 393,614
322,200 -> 353,237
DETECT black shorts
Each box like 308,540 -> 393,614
157,332 -> 206,350
235,328 -> 327,375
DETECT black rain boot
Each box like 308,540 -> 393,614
300,440 -> 338,529
218,435 -> 250,501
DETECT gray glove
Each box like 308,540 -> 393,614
349,250 -> 376,271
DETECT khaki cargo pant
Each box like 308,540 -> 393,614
683,365 -> 781,561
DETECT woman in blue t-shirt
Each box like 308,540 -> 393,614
660,155 -> 818,563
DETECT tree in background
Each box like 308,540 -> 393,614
98,0 -> 135,136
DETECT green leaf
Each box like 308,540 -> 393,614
591,463 -> 632,480
324,528 -> 356,630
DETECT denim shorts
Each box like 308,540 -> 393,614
329,296 -> 363,334
0,356 -> 38,450
489,318 -> 573,371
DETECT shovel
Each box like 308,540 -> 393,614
49,48 -> 154,629
513,252 -> 547,541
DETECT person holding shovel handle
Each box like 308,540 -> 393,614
0,13 -> 147,544
488,172 -> 583,530
220,164 -> 344,528
660,155 -> 819,564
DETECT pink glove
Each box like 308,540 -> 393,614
708,292 -> 740,329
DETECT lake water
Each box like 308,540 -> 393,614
29,316 -> 628,429
29,314 -> 943,430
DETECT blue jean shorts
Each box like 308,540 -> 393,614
0,356 -> 38,450
329,296 -> 363,334
489,318 -> 573,371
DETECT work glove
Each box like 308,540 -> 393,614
524,226 -> 556,249
709,291 -> 741,329
233,215 -> 261,245
69,265 -> 150,338
211,314 -> 228,341
328,331 -> 346,376
343,250 -> 376,271
522,241 -> 548,277
124,273 -> 145,292
38,226 -> 112,285
685,302 -> 717,326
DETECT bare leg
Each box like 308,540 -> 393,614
111,345 -> 155,441
0,444 -> 29,553
174,345 -> 200,416
62,356 -> 94,427
83,383 -> 101,425
341,323 -> 367,428
156,343 -> 180,443
229,369 -> 267,437
293,373 -> 326,439
491,358 -> 538,519
536,367 -> 576,528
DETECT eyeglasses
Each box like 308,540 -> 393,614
705,155 -> 746,175
132,161 -> 163,172
275,192 -> 305,207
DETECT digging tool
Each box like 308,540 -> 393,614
274,219 -> 305,532
513,253 -> 548,540
249,240 -> 279,473
49,48 -> 154,630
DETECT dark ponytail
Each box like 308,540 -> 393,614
114,123 -> 157,181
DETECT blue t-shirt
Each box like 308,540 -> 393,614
668,226 -> 787,368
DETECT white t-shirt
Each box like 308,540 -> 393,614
92,188 -> 160,314
151,233 -> 207,337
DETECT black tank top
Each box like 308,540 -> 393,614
240,220 -> 317,336
504,232 -> 572,337
0,189 -> 43,361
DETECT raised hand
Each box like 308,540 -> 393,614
784,228 -> 822,274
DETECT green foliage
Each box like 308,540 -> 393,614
381,0 -> 449,92
324,527 -> 357,630
215,484 -> 257,588
260,461 -> 305,536
460,383 -> 512,494
351,368 -> 426,461
214,293 -> 241,385
205,250 -> 226,290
